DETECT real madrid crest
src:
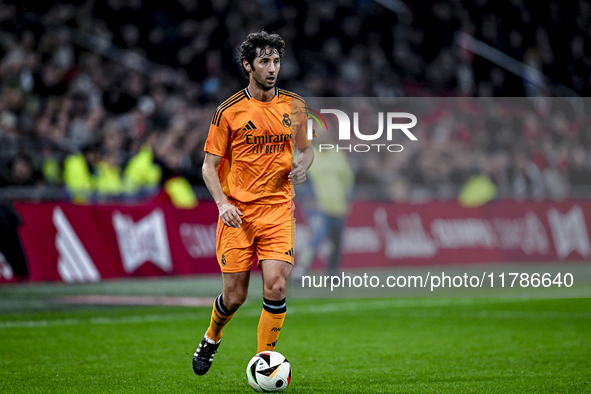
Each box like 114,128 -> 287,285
282,113 -> 291,128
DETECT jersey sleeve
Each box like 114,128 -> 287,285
291,98 -> 313,150
204,111 -> 231,157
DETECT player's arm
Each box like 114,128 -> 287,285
289,144 -> 314,185
202,152 -> 244,228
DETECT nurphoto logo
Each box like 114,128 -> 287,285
305,108 -> 418,153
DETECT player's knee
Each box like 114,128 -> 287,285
224,290 -> 248,311
264,278 -> 287,299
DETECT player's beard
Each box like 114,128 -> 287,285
252,69 -> 276,91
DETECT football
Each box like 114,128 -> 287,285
246,351 -> 292,392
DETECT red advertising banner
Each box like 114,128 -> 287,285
14,200 -> 221,282
5,199 -> 591,283
333,200 -> 591,268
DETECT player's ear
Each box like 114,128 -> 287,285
243,59 -> 251,73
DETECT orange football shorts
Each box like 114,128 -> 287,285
216,199 -> 295,273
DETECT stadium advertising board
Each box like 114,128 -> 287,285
7,199 -> 591,284
12,200 -> 221,283
314,200 -> 591,266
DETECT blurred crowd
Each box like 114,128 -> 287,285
0,0 -> 590,202
345,97 -> 591,202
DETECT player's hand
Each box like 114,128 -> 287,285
289,161 -> 307,185
218,202 -> 244,228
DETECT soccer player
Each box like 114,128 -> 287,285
192,31 -> 314,375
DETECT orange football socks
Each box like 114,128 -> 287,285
257,298 -> 287,353
206,293 -> 235,343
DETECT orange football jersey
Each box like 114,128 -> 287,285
204,87 -> 311,204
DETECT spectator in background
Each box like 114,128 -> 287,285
94,149 -> 124,202
9,155 -> 37,186
62,140 -> 101,203
0,0 -> 590,205
122,132 -> 162,198
293,131 -> 354,280
569,145 -> 591,193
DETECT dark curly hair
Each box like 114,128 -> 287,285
238,31 -> 285,78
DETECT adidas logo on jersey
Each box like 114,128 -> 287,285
243,120 -> 257,131
285,248 -> 294,257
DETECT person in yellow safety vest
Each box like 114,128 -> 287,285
41,146 -> 61,186
458,174 -> 497,207
63,142 -> 126,203
64,136 -> 197,207
62,143 -> 100,204
42,156 -> 61,185
123,144 -> 162,196
94,151 -> 124,202
163,176 -> 198,208
123,142 -> 198,208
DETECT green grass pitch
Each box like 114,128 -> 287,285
1,276 -> 590,393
